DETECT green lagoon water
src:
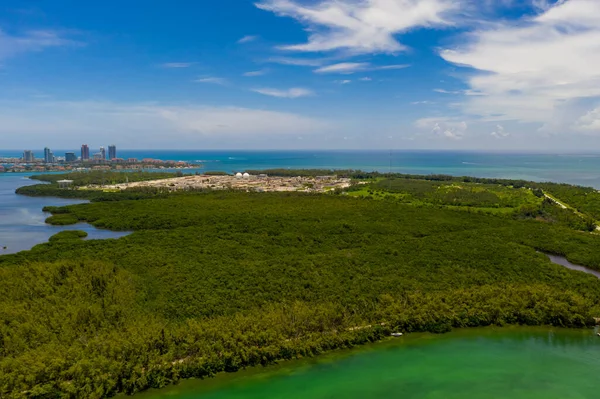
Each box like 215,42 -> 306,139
136,328 -> 600,399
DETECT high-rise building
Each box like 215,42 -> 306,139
22,150 -> 34,162
100,146 -> 106,160
44,147 -> 54,164
65,152 -> 77,162
108,145 -> 116,160
81,144 -> 90,161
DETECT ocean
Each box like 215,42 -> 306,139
2,150 -> 600,188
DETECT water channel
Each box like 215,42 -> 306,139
546,254 -> 600,280
0,174 -> 129,254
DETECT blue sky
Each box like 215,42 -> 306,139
1,0 -> 600,150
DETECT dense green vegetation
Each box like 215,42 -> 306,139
353,178 -> 539,208
48,230 -> 88,242
4,170 -> 600,397
535,183 -> 600,220
45,213 -> 80,226
16,171 -> 185,201
3,187 -> 600,397
341,177 -> 595,231
30,171 -> 181,186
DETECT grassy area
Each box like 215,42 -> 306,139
346,178 -> 543,216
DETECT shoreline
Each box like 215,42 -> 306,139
131,325 -> 600,398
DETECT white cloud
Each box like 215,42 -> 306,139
334,80 -> 352,84
0,29 -> 81,60
194,77 -> 228,85
251,87 -> 314,98
314,62 -> 369,74
359,77 -> 372,81
376,64 -> 410,70
266,56 -> 326,66
411,100 -> 435,105
490,124 -> 510,138
0,100 -> 330,147
574,107 -> 600,133
162,62 -> 194,68
433,88 -> 461,94
440,0 -> 600,129
238,35 -> 258,44
314,62 -> 409,74
256,0 -> 457,54
415,117 -> 467,140
243,69 -> 269,77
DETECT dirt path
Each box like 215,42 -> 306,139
543,194 -> 567,209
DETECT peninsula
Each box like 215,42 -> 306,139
2,169 -> 600,398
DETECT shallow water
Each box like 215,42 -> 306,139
0,174 -> 129,254
135,328 -> 600,399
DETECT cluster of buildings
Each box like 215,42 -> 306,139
1,144 -> 196,173
22,144 -> 119,164
79,144 -> 117,162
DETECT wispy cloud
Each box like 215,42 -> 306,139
433,88 -> 461,94
377,64 -> 410,70
314,62 -> 409,74
359,77 -> 372,81
238,35 -> 258,44
0,100 -> 331,146
414,117 -> 467,140
0,29 -> 82,60
243,69 -> 269,77
256,0 -> 457,54
440,0 -> 600,131
334,80 -> 352,84
491,124 -> 510,139
194,77 -> 228,85
314,62 -> 369,74
251,87 -> 314,98
574,107 -> 600,133
411,100 -> 435,105
162,62 -> 194,68
267,56 -> 326,66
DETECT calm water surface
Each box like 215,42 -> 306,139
546,254 -> 600,280
0,174 -> 129,254
5,150 -> 600,187
135,328 -> 600,399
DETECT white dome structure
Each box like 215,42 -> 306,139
235,172 -> 243,179
242,172 -> 250,179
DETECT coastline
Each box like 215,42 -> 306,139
131,326 -> 600,398
5,150 -> 600,188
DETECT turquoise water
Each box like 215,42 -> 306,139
135,328 -> 600,399
3,150 -> 600,187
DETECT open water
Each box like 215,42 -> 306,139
3,150 -> 600,187
135,328 -> 600,399
0,174 -> 129,254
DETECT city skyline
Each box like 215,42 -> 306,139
14,144 -> 118,163
0,1 -> 599,151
